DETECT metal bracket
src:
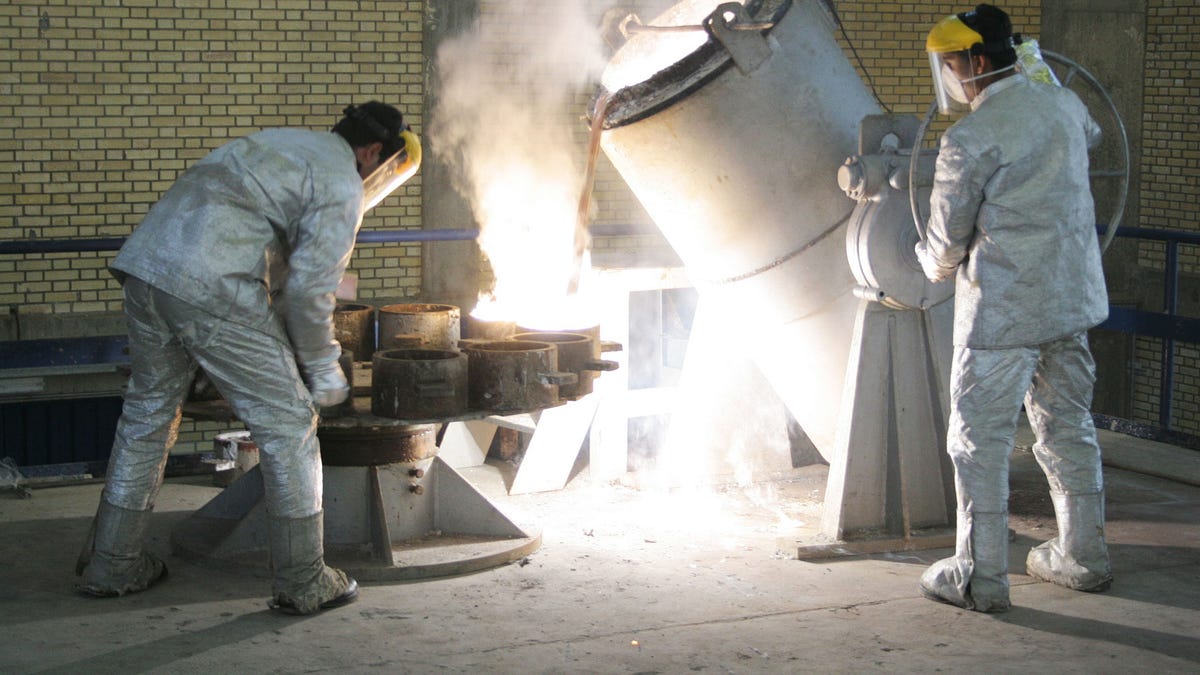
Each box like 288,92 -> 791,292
857,114 -> 920,157
705,3 -> 774,75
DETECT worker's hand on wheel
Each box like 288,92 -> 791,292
305,359 -> 350,408
914,241 -> 954,284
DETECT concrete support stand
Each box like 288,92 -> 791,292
171,457 -> 540,582
816,299 -> 956,547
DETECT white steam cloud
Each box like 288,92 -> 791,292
429,1 -> 609,318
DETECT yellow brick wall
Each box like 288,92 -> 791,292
1141,0 -> 1199,239
1132,0 -> 1200,432
0,0 -> 426,318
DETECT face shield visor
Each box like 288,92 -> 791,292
926,15 -> 985,115
928,50 -> 975,115
362,129 -> 422,212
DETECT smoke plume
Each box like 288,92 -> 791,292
429,1 -> 609,318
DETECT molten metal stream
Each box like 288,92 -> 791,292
567,91 -> 612,295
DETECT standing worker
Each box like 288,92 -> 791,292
76,102 -> 420,615
914,4 -> 1113,612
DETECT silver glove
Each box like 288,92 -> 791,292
915,240 -> 955,283
305,358 -> 350,408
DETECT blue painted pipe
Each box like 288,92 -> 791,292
355,228 -> 479,244
0,229 -> 482,254
0,237 -> 130,254
0,223 -> 663,255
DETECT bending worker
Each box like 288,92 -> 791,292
914,4 -> 1113,612
76,102 -> 418,615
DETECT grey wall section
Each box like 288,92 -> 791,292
421,0 -> 486,311
1042,0 -> 1146,418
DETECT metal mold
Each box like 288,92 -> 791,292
511,331 -> 618,399
464,340 -> 576,412
371,348 -> 468,420
333,303 -> 376,362
378,303 -> 461,350
317,418 -> 438,466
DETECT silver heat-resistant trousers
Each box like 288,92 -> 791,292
949,331 -> 1105,515
103,277 -> 323,518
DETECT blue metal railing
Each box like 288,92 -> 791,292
1096,226 -> 1200,433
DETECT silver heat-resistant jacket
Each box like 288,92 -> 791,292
925,74 -> 1108,348
111,128 -> 365,371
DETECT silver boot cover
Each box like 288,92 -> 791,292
920,511 -> 1011,612
76,500 -> 167,597
1026,491 -> 1112,591
268,512 -> 357,615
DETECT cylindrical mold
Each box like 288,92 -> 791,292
464,340 -> 575,412
333,303 -> 376,362
598,0 -> 880,459
372,348 -> 468,420
318,422 -> 439,466
378,303 -> 461,350
511,331 -> 615,399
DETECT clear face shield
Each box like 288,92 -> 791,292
929,48 -> 1019,115
928,49 -> 974,115
362,129 -> 422,212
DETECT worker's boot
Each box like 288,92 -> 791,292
266,512 -> 359,615
1025,491 -> 1112,592
919,510 -> 1011,613
75,500 -> 168,597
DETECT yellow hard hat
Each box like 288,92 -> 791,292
926,15 -> 983,54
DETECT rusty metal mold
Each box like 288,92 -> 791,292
464,340 -> 576,412
317,418 -> 438,466
372,348 -> 468,420
378,303 -> 460,350
517,323 -> 624,357
511,332 -> 618,398
333,303 -> 376,362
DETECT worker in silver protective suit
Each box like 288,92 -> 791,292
76,102 -> 414,615
914,4 -> 1113,612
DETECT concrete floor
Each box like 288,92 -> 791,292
1,428 -> 1198,674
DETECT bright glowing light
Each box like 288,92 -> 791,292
471,161 -> 595,328
472,203 -> 599,329
429,1 -> 607,331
